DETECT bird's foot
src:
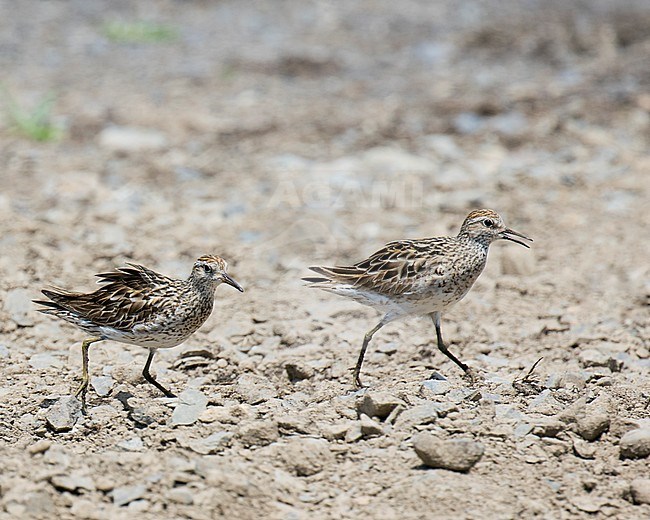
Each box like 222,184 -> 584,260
74,381 -> 89,414
463,367 -> 485,385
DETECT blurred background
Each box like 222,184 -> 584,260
1,1 -> 649,518
1,0 -> 648,282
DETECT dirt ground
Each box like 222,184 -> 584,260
1,1 -> 649,518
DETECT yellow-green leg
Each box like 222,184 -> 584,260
74,337 -> 102,413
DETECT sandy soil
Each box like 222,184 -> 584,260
1,1 -> 649,518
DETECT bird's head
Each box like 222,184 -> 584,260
458,209 -> 532,248
191,255 -> 244,292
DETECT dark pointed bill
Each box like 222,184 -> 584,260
500,228 -> 533,248
222,273 -> 244,292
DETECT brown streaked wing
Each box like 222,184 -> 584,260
316,238 -> 449,296
61,265 -> 180,331
95,263 -> 170,286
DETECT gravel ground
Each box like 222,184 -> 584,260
1,1 -> 649,518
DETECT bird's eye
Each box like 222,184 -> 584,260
202,264 -> 211,273
483,219 -> 494,228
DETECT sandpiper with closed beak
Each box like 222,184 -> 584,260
34,255 -> 243,411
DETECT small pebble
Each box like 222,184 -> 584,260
45,396 -> 82,433
50,474 -> 95,493
359,414 -> 384,437
27,440 -> 52,455
285,362 -> 314,381
575,413 -> 610,442
117,437 -> 144,452
421,380 -> 451,396
357,392 -> 404,420
235,374 -> 278,404
187,431 -> 233,455
376,342 -> 398,355
29,353 -> 63,370
572,437 -> 596,459
412,434 -> 484,472
238,420 -> 279,447
322,423 -> 350,441
167,488 -> 194,505
630,479 -> 650,505
112,484 -> 147,507
345,422 -> 363,443
91,376 -> 114,397
571,495 -> 606,514
278,438 -> 334,476
531,419 -> 566,438
620,428 -> 650,459
170,389 -> 208,426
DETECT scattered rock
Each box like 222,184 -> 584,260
117,437 -> 144,452
91,375 -> 114,397
359,414 -> 384,437
22,491 -> 55,516
170,389 -> 208,426
571,495 -> 607,514
494,404 -> 526,422
187,431 -> 234,455
531,418 -> 566,438
357,392 -> 405,421
42,444 -> 71,466
345,422 -> 363,443
527,390 -> 563,415
396,404 -> 440,428
27,439 -> 52,455
50,474 -> 95,493
556,396 -> 611,441
322,423 -> 350,441
610,417 -> 641,439
45,396 -> 82,432
98,126 -> 167,152
579,349 -> 621,371
29,353 -> 64,370
285,362 -> 315,382
571,436 -> 597,459
545,372 -> 587,391
278,438 -> 334,476
376,342 -> 398,355
277,414 -> 313,435
412,434 -> 484,472
514,422 -> 534,438
574,412 -> 610,442
620,428 -> 650,459
112,484 -> 147,507
4,288 -> 34,326
420,379 -> 451,396
630,479 -> 650,505
238,420 -> 279,447
235,374 -> 278,404
167,488 -> 194,505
